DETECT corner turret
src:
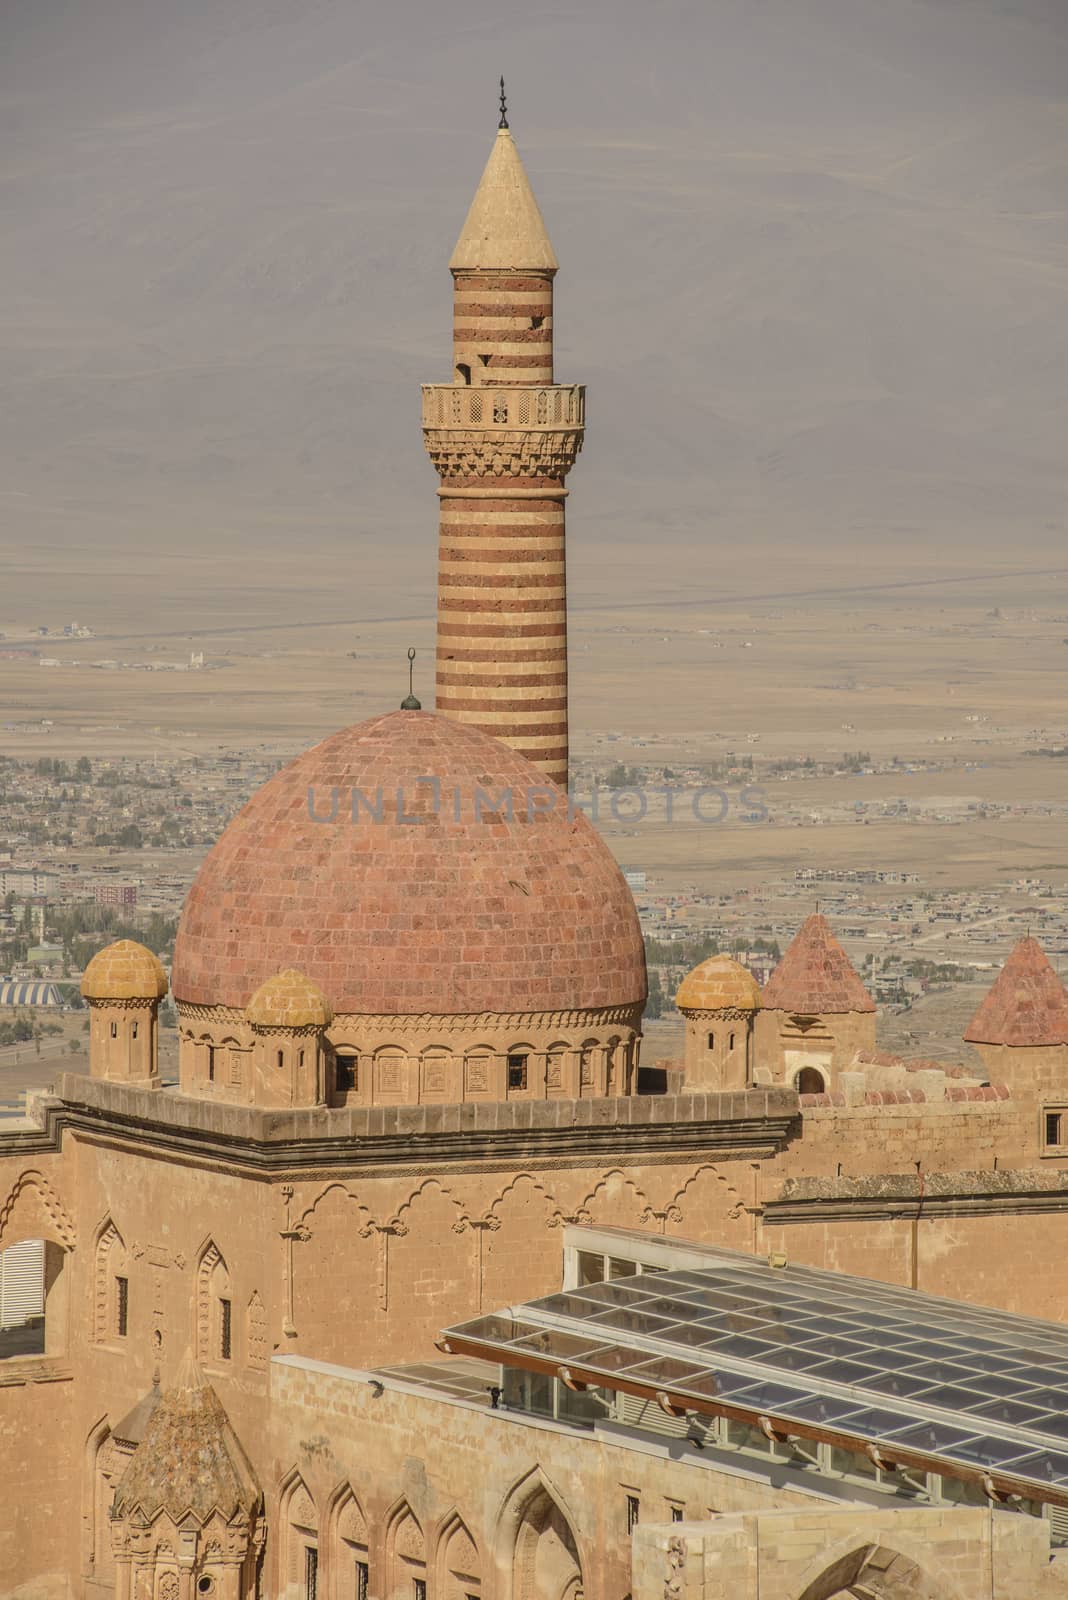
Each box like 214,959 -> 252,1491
675,955 -> 761,1090
754,915 -> 875,1091
81,940 -> 168,1086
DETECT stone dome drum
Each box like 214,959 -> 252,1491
172,711 -> 646,1019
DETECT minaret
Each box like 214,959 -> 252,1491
422,93 -> 584,788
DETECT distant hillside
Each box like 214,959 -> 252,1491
3,0 -> 1067,610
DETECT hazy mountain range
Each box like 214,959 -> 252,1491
3,0 -> 1067,615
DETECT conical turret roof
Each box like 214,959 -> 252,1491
450,128 -> 558,272
762,914 -> 875,1015
964,937 -> 1068,1046
113,1352 -> 260,1525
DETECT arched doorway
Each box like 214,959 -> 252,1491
0,1237 -> 69,1357
796,1067 -> 826,1095
797,1542 -> 943,1600
513,1487 -> 582,1600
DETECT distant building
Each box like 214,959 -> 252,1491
25,944 -> 64,969
0,979 -> 67,1008
93,883 -> 138,908
0,869 -> 59,898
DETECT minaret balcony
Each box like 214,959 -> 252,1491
422,384 -> 585,480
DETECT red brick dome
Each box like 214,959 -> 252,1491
172,711 -> 646,1016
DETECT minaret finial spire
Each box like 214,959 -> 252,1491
401,646 -> 421,711
498,75 -> 508,130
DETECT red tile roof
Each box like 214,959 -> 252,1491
172,711 -> 646,1016
964,937 -> 1068,1047
762,914 -> 875,1015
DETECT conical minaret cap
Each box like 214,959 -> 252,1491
450,128 -> 558,272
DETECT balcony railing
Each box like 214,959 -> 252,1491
422,384 -> 585,431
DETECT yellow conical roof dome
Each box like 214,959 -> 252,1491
81,940 -> 168,1001
450,128 -> 558,272
676,954 -> 761,1013
246,969 -> 332,1029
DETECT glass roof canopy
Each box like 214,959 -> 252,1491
440,1245 -> 1068,1504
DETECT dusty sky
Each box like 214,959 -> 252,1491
3,0 -> 1068,620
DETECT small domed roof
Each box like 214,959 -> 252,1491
246,970 -> 332,1029
676,954 -> 761,1013
81,940 -> 168,1002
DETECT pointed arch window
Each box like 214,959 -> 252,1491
93,1219 -> 127,1344
195,1240 -> 232,1364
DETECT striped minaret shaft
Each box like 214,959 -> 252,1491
422,124 -> 584,789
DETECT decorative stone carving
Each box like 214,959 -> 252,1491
424,428 -> 583,481
246,1291 -> 267,1373
664,1535 -> 687,1600
0,1168 -> 76,1250
422,384 -> 584,480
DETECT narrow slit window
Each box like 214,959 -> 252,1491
356,1563 -> 369,1600
277,1048 -> 285,1070
626,1494 -> 640,1533
1047,1111 -> 1063,1147
132,1020 -> 138,1039
207,1045 -> 216,1082
116,1275 -> 129,1337
219,1297 -> 232,1360
110,1020 -> 118,1039
507,1053 -> 528,1090
305,1548 -> 319,1600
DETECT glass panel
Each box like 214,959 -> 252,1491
963,1373 -> 1041,1398
624,1356 -> 711,1386
1016,1387 -> 1068,1412
776,1394 -> 858,1426
903,1362 -> 979,1385
608,1258 -> 640,1279
850,1346 -> 921,1372
865,1371 -> 940,1399
576,1281 -> 653,1307
1002,1451 -> 1068,1486
764,1347 -> 837,1373
1027,1415 -> 1068,1442
792,1337 -> 874,1360
969,1398 -> 1055,1428
884,1421 -> 981,1454
805,1360 -> 885,1387
696,1334 -> 782,1360
938,1435 -> 1039,1467
576,1251 -> 605,1287
450,1313 -> 541,1345
510,1330 -> 611,1361
587,1309 -> 678,1337
912,1385 -> 988,1413
723,1381 -> 813,1413
581,1345 -> 661,1375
